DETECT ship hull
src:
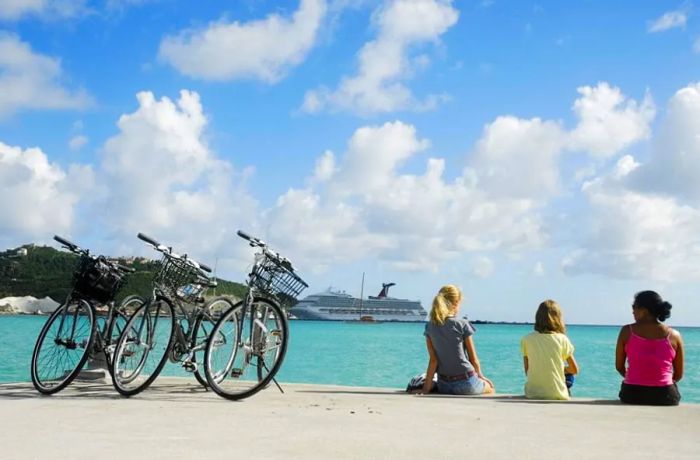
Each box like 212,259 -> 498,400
291,306 -> 425,322
291,293 -> 427,322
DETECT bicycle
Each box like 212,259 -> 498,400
203,230 -> 308,400
110,233 -> 233,396
30,235 -> 143,395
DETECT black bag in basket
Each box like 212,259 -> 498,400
74,257 -> 124,303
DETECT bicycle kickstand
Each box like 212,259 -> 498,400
272,377 -> 284,394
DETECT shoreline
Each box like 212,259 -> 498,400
1,378 -> 698,459
3,314 -> 700,328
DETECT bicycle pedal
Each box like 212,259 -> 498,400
230,368 -> 243,378
182,361 -> 197,373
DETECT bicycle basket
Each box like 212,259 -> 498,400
154,255 -> 206,302
73,257 -> 125,304
250,255 -> 308,308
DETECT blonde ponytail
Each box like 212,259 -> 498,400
430,285 -> 462,325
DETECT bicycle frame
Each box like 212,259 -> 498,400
132,234 -> 218,371
226,250 -> 287,390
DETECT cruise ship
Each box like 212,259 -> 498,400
291,283 -> 427,322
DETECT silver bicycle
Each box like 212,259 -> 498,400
203,230 -> 308,400
110,233 -> 232,396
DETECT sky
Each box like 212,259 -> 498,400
1,0 -> 700,326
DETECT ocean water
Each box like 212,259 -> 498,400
1,316 -> 698,402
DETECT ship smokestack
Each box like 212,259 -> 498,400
377,282 -> 396,298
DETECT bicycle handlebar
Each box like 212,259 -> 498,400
237,230 -> 253,241
198,262 -> 212,273
237,230 -> 299,272
137,232 -> 160,247
138,232 -> 212,276
54,235 -> 78,251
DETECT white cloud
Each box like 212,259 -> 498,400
158,0 -> 326,83
68,134 -> 88,151
627,82 -> 700,201
0,0 -> 87,21
268,121 -> 547,272
568,83 -> 655,158
471,256 -> 494,278
97,90 -> 259,264
467,116 -> 566,199
647,10 -> 687,33
302,0 -> 459,114
275,82 -> 655,272
533,261 -> 544,276
564,83 -> 700,281
0,141 -> 92,245
564,176 -> 700,282
311,150 -> 336,182
0,34 -> 92,117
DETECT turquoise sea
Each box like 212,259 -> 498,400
1,316 -> 698,402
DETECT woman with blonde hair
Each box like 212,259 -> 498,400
520,300 -> 579,400
421,285 -> 494,395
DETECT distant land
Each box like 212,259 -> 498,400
471,319 -> 533,325
0,244 -> 247,304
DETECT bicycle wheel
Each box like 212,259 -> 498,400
102,295 -> 145,369
190,297 -> 234,388
111,297 -> 174,396
204,297 -> 289,400
30,299 -> 96,394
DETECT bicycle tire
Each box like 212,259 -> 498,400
30,299 -> 96,395
190,296 -> 234,388
204,297 -> 289,401
111,297 -> 175,397
102,295 -> 145,372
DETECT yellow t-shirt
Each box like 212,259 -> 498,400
520,332 -> 574,400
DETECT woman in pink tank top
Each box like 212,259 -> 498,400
615,291 -> 685,406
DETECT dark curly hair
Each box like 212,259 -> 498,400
633,290 -> 672,322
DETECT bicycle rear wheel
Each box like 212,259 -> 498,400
204,297 -> 289,400
103,295 -> 145,369
30,299 -> 96,394
190,297 -> 234,388
111,298 -> 174,397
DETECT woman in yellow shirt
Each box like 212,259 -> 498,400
520,300 -> 579,400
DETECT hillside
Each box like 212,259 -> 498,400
0,244 -> 247,304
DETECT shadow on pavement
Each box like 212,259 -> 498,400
0,381 -> 221,403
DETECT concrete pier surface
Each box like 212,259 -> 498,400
1,378 -> 698,459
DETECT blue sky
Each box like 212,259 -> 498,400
2,0 -> 700,325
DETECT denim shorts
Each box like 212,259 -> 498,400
436,375 -> 486,395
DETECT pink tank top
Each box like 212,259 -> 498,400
624,326 -> 676,387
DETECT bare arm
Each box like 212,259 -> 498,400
615,326 -> 629,378
672,330 -> 684,382
464,336 -> 483,376
523,357 -> 529,374
565,355 -> 579,375
421,337 -> 438,394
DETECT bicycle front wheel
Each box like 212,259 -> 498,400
30,299 -> 96,394
111,297 -> 174,396
204,297 -> 289,400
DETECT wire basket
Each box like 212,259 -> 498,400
250,255 -> 308,308
154,254 -> 205,303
